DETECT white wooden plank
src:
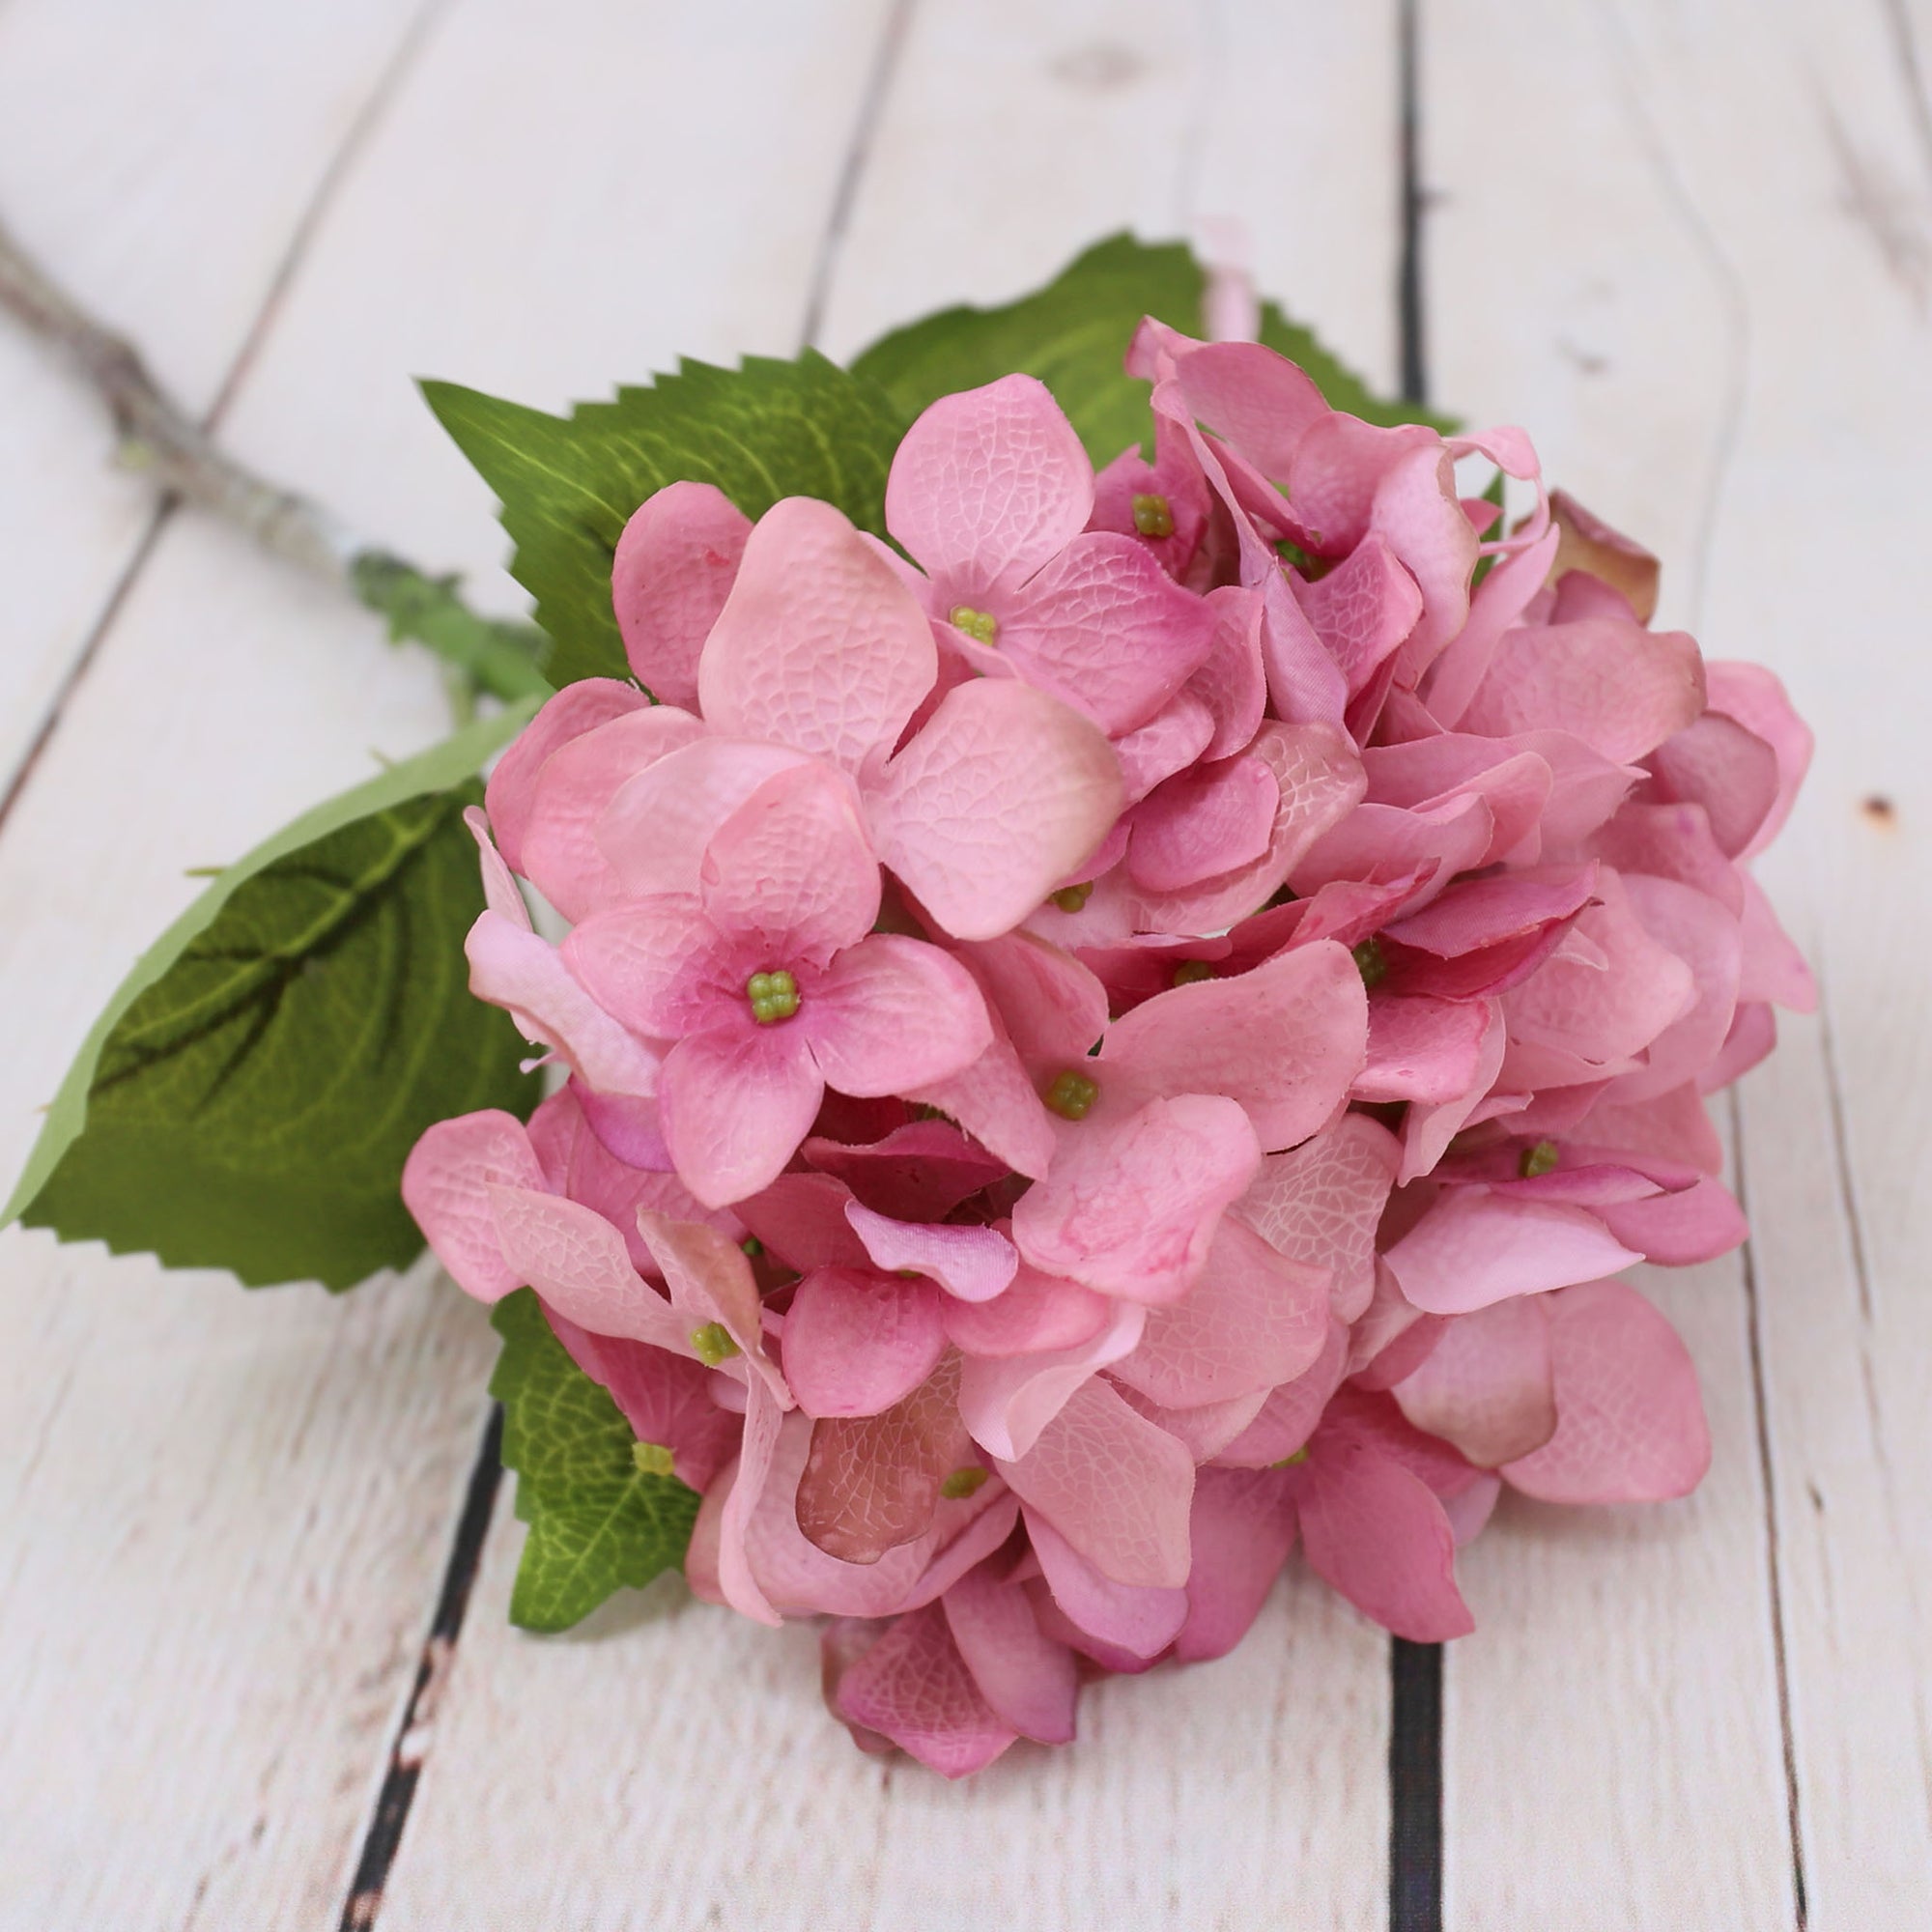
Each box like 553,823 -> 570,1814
384,5 -> 1405,1923
0,1 -> 897,1923
0,0 -> 432,792
1425,0 -> 1932,1924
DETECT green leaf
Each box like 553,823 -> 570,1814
850,232 -> 1207,468
6,703 -> 543,1289
423,353 -> 906,690
490,1288 -> 700,1631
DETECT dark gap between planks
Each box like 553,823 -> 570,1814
1389,6 -> 1447,1932
337,1404 -> 503,1932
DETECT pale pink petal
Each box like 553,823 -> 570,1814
943,1564 -> 1080,1744
1423,526 -> 1562,726
995,1378 -> 1194,1588
486,1183 -> 684,1347
1168,338 -> 1330,476
1175,1466 -> 1298,1662
1382,1187 -> 1643,1316
1393,1296 -> 1557,1466
907,1036 -> 1059,1180
958,1302 -> 1148,1463
697,497 -> 936,774
463,806 -> 530,927
658,1024 -> 823,1208
1011,1094 -> 1261,1304
804,933 -> 992,1095
698,761 -> 879,962
1026,1511 -> 1188,1660
1707,661 -> 1812,860
1598,1176 -> 1748,1264
716,1378 -> 787,1627
611,480 -> 751,709
942,1262 -> 1110,1357
1187,583 -> 1269,758
1292,796 -> 1496,906
867,677 -> 1123,941
1118,1385 -> 1270,1463
845,1202 -> 1018,1302
1606,874 -> 1741,1103
1127,752 -> 1279,893
1647,711 -> 1781,858
834,1602 -> 1018,1776
1236,1114 -> 1401,1321
1102,942 -> 1369,1152
1216,1320 -> 1350,1466
1400,1000 -> 1508,1183
1110,1216 -> 1330,1408
1501,1280 -> 1710,1502
1114,690 -> 1218,804
782,1266 -> 948,1418
1736,871 -> 1816,1012
1291,531 -> 1423,696
402,1111 -> 546,1299
483,679 -> 651,873
886,373 -> 1094,585
466,912 -> 660,1096
1354,995 -> 1496,1106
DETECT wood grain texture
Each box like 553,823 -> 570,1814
1425,0 -> 1932,1924
0,0 -> 434,797
0,2 -> 895,1926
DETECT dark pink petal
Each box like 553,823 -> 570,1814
1293,795 -> 1496,906
1502,1280 -> 1710,1502
1127,752 -> 1279,893
1109,1216 -> 1329,1407
483,679 -> 652,873
1175,1467 -> 1298,1662
735,1172 -> 870,1271
1025,1511 -> 1189,1659
698,497 -> 936,774
657,1024 -> 824,1208
1236,1114 -> 1401,1321
886,373 -> 1094,586
698,761 -> 879,963
1102,941 -> 1369,1153
1393,1296 -> 1557,1466
834,1602 -> 1018,1776
1384,865 -> 1600,958
782,1266 -> 948,1418
402,1112 -> 547,1299
943,1563 -> 1080,1744
1167,338 -> 1330,476
611,480 -> 751,709
943,1262 -> 1110,1358
1011,1094 -> 1261,1304
952,929 -> 1109,1074
867,677 -> 1124,941
1382,1186 -> 1642,1316
844,1202 -> 1017,1302
995,1378 -> 1195,1588
803,1119 -> 1008,1221
804,933 -> 991,1096
1422,526 -> 1562,726
1295,1438 -> 1474,1641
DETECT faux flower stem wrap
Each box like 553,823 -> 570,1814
12,236 -> 1813,1776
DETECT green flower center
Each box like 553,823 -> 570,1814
1171,959 -> 1215,987
689,1321 -> 740,1367
940,1465 -> 990,1499
1519,1138 -> 1561,1179
1351,936 -> 1388,989
1270,1444 -> 1312,1468
1044,1067 -> 1099,1121
1050,881 -> 1094,913
631,1440 -> 675,1476
950,605 -> 999,645
1131,492 -> 1176,539
746,968 -> 800,1024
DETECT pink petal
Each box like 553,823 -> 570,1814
1605,874 -> 1741,1103
486,1183 -> 685,1346
611,480 -> 751,709
1401,1000 -> 1508,1184
1355,995 -> 1496,1106
1187,583 -> 1268,759
1011,1094 -> 1261,1304
633,1208 -> 783,1397
1382,1186 -> 1644,1316
1393,1296 -> 1557,1466
734,1172 -> 870,1271
943,1262 -> 1111,1357
402,1112 -> 546,1300
561,893 -> 736,1042
1291,531 -> 1423,696
1216,1320 -> 1350,1466
1102,942 -> 1369,1152
1175,1467 -> 1299,1662
958,1302 -> 1148,1463
1236,1114 -> 1401,1321
804,933 -> 992,1095
804,1119 -> 1009,1221
1647,711 -> 1782,858
657,1024 -> 824,1208
1598,1176 -> 1747,1264
943,1563 -> 1080,1744
844,1202 -> 1018,1302
698,760 -> 879,962
907,1035 -> 1059,1180
1127,752 -> 1279,893
483,679 -> 651,874
1736,871 -> 1816,1012
995,1378 -> 1194,1588
886,373 -> 1094,586
697,497 -> 936,775
1706,661 -> 1812,860
717,1378 -> 788,1627
1110,1215 -> 1330,1407
1026,1511 -> 1189,1660
782,1266 -> 948,1418
1501,1279 -> 1710,1502
834,1602 -> 1018,1776
463,806 -> 530,928
1115,691 -> 1219,804
867,677 -> 1123,941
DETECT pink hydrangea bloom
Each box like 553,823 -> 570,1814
402,315 -> 1812,1775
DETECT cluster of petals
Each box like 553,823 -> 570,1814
404,326 -> 1811,1776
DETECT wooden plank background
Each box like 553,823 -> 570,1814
0,2 -> 1925,1926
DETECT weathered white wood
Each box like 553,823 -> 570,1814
0,1 -> 897,1924
384,3 -> 1405,1921
1426,0 -> 1932,1924
0,0 -> 433,793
